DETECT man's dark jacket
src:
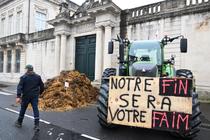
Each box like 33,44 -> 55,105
17,72 -> 44,98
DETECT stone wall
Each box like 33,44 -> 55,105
26,38 -> 56,81
27,28 -> 55,43
121,0 -> 210,91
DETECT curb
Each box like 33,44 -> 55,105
197,90 -> 210,100
199,100 -> 210,104
0,88 -> 16,95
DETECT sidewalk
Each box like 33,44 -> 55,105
0,81 -> 17,94
200,103 -> 210,129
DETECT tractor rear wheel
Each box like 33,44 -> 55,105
176,69 -> 193,78
97,68 -> 116,128
173,69 -> 201,139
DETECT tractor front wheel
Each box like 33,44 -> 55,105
173,69 -> 201,139
97,68 -> 116,128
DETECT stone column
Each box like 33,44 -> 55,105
136,24 -> 141,40
103,25 -> 112,70
69,36 -> 75,70
55,35 -> 61,75
127,25 -> 132,39
60,34 -> 67,72
19,47 -> 26,74
3,49 -> 7,73
95,26 -> 103,81
189,0 -> 192,5
11,48 -> 16,73
196,0 -> 199,4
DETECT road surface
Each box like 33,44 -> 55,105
0,90 -> 210,140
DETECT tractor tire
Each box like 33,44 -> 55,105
101,68 -> 117,84
172,69 -> 201,139
97,68 -> 116,128
176,69 -> 193,78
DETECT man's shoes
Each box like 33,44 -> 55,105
15,120 -> 22,128
34,125 -> 40,131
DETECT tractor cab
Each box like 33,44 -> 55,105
128,41 -> 162,77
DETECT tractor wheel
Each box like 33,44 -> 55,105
176,69 -> 193,78
172,69 -> 201,139
101,68 -> 116,84
97,68 -> 116,128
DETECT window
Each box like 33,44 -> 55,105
35,11 -> 46,31
8,15 -> 13,35
15,49 -> 21,73
7,50 -> 12,73
0,51 -> 3,72
1,18 -> 6,37
129,42 -> 162,65
16,11 -> 23,33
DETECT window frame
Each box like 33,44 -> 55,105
35,11 -> 47,31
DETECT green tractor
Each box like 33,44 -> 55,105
97,35 -> 201,139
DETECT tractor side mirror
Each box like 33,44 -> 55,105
180,38 -> 187,53
108,41 -> 114,54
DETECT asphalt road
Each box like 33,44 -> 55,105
0,108 -> 88,140
0,90 -> 210,140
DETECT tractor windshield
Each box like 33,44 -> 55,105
129,41 -> 162,65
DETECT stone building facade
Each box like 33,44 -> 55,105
0,0 -> 210,93
0,0 -> 78,82
48,0 -> 121,81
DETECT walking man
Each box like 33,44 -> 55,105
15,65 -> 44,131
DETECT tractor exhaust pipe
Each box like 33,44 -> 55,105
117,35 -> 127,76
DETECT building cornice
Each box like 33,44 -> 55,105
87,1 -> 121,16
125,0 -> 210,25
0,29 -> 55,45
0,33 -> 26,46
0,0 -> 15,8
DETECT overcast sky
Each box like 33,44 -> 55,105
71,0 -> 163,9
